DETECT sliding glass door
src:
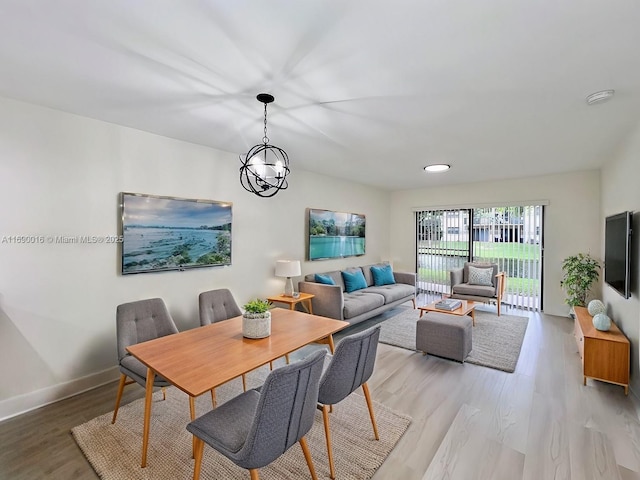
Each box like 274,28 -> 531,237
416,205 -> 543,310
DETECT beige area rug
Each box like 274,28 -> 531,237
72,365 -> 411,480
379,308 -> 529,373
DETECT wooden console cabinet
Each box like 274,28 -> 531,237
573,306 -> 630,395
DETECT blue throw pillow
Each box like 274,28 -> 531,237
315,273 -> 336,285
341,269 -> 367,293
371,264 -> 396,286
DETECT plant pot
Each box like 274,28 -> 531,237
242,311 -> 271,338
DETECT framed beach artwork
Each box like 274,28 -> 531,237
307,208 -> 366,261
119,192 -> 232,275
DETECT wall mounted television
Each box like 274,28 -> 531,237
307,208 -> 365,261
120,192 -> 232,275
604,211 -> 632,299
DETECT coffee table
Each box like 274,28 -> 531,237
418,299 -> 477,326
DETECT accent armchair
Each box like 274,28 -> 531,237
450,262 -> 507,316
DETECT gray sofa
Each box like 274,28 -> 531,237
298,264 -> 416,325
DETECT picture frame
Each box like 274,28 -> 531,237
307,208 -> 366,261
120,192 -> 232,275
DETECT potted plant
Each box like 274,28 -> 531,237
242,298 -> 273,339
560,253 -> 600,313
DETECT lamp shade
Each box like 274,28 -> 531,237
275,260 -> 301,278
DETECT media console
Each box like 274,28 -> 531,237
573,306 -> 630,395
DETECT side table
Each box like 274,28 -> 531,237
267,292 -> 315,314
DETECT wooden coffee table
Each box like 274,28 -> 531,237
418,299 -> 477,326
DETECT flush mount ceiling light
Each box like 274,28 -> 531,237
239,93 -> 290,198
586,89 -> 615,105
424,164 -> 450,173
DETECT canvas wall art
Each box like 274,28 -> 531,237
120,192 -> 232,274
308,208 -> 365,261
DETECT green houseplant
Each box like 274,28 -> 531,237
560,253 -> 600,309
242,299 -> 273,339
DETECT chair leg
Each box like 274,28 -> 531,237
111,373 -> 127,424
242,374 -> 247,392
362,383 -> 379,440
299,436 -> 318,480
192,437 -> 204,480
249,469 -> 260,480
285,353 -> 290,364
412,298 -> 416,309
162,386 -> 167,401
321,405 -> 335,480
210,388 -> 217,408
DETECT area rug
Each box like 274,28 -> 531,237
72,365 -> 411,480
379,308 -> 529,373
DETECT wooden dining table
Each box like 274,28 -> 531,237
126,307 -> 349,467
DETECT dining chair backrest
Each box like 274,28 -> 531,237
235,349 -> 326,468
318,326 -> 381,406
198,288 -> 242,326
116,297 -> 179,363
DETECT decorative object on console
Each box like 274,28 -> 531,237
587,299 -> 606,316
560,253 -> 600,308
592,313 -> 612,331
241,299 -> 273,339
120,192 -> 232,275
239,93 -> 290,198
308,208 -> 365,260
275,260 -> 301,297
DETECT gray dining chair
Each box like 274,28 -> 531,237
198,288 -> 248,400
186,349 -> 326,480
199,288 -> 242,326
112,297 -> 179,424
317,326 -> 381,480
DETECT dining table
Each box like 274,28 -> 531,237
126,307 -> 349,467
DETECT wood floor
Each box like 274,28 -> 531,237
2,302 -> 640,480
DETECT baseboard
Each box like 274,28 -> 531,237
0,366 -> 120,422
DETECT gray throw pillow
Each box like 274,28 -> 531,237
468,265 -> 493,286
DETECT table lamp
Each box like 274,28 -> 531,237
275,260 -> 301,297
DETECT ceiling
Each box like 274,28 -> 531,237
1,0 -> 639,190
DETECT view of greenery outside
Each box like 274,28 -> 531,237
417,240 -> 540,295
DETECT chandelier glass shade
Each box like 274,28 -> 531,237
239,94 -> 290,198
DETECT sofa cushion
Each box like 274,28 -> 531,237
306,270 -> 345,291
342,269 -> 367,293
468,265 -> 493,286
361,263 -> 390,286
315,273 -> 336,285
363,283 -> 415,304
343,291 -> 385,319
371,264 -> 396,286
452,283 -> 495,297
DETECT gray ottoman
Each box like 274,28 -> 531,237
416,312 -> 472,362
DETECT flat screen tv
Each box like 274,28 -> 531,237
604,211 -> 632,299
120,192 -> 232,275
308,208 -> 365,261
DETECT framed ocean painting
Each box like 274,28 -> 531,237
307,208 -> 366,261
120,192 -> 232,275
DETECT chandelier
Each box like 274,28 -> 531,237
239,93 -> 290,197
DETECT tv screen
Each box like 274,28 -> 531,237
308,208 -> 365,261
604,211 -> 632,299
120,192 -> 232,275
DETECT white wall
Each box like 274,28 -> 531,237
0,97 -> 390,419
601,123 -> 640,395
389,170 -> 602,317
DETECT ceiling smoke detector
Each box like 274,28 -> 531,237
586,90 -> 615,105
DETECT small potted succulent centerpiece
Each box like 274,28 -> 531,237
242,298 -> 273,339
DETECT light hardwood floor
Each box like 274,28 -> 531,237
2,302 -> 640,480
